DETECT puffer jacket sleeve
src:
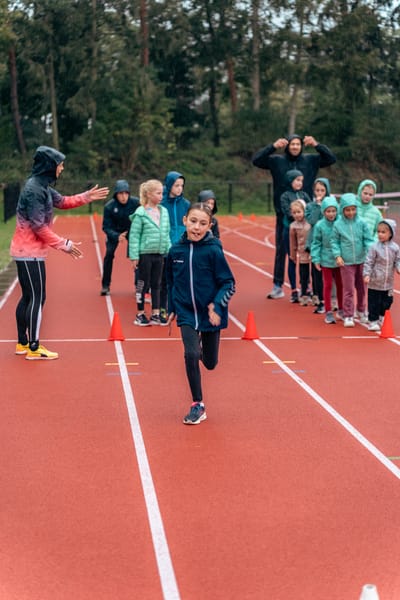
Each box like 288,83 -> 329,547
128,212 -> 143,260
209,246 -> 235,318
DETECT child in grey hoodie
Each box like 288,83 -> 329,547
363,219 -> 400,331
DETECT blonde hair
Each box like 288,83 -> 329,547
290,199 -> 306,214
139,179 -> 163,206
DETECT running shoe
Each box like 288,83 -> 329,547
368,321 -> 381,332
357,311 -> 368,324
324,311 -> 336,324
343,317 -> 355,328
314,303 -> 325,314
15,343 -> 29,355
183,402 -> 207,425
149,314 -> 161,326
25,345 -> 59,360
267,285 -> 284,299
134,313 -> 151,326
290,291 -> 299,303
100,287 -> 110,296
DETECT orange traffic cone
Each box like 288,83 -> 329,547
250,213 -> 256,221
238,212 -> 243,221
380,310 -> 395,339
109,312 -> 125,341
242,311 -> 259,340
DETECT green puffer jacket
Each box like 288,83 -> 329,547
128,205 -> 171,259
357,179 -> 382,240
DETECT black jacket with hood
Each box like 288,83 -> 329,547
252,135 -> 336,215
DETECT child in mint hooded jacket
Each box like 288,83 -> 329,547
357,179 -> 382,240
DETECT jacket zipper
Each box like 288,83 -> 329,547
189,243 -> 199,329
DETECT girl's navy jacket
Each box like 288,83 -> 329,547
166,231 -> 235,331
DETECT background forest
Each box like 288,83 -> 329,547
1,0 -> 400,205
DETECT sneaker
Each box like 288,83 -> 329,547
183,402 -> 207,425
300,295 -> 309,306
290,291 -> 299,303
149,314 -> 161,325
344,317 -> 355,328
134,313 -> 150,326
311,294 -> 319,306
15,342 -> 29,355
314,303 -> 325,314
357,311 -> 368,324
324,311 -> 336,324
336,309 -> 344,321
368,321 -> 381,332
100,287 -> 110,296
25,344 -> 59,360
267,285 -> 284,299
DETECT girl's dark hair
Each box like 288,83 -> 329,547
187,202 -> 212,219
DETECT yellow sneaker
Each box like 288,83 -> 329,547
15,343 -> 29,355
25,344 -> 59,360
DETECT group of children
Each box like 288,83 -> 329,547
279,173 -> 400,330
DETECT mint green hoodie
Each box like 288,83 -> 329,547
357,179 -> 382,239
310,196 -> 339,268
331,193 -> 374,265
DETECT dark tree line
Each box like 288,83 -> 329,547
1,0 -> 400,184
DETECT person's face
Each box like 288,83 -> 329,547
147,184 -> 163,205
170,178 -> 184,198
291,206 -> 304,222
183,209 -> 211,242
343,205 -> 357,219
291,175 -> 303,191
288,138 -> 302,156
56,162 -> 64,178
204,198 -> 215,211
324,206 -> 337,221
116,191 -> 129,204
314,182 -> 327,202
377,223 -> 391,242
360,185 -> 375,204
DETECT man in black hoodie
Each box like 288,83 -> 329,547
252,135 -> 336,298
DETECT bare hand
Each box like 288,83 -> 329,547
303,136 -> 318,147
69,242 -> 83,259
273,138 -> 288,150
315,263 -> 321,271
364,275 -> 370,284
166,312 -> 176,326
87,184 -> 110,202
208,302 -> 221,327
336,256 -> 344,267
131,260 -> 138,270
119,232 -> 127,242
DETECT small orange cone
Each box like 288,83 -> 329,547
109,312 -> 125,341
238,212 -> 243,221
242,311 -> 259,340
380,310 -> 395,339
250,213 -> 256,221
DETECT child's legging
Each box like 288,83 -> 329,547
367,288 -> 393,322
321,266 -> 343,312
340,263 -> 366,317
16,259 -> 46,349
299,263 -> 310,296
311,263 -> 323,302
283,227 -> 296,290
135,253 -> 164,311
180,325 -> 220,403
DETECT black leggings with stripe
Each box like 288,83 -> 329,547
16,259 -> 46,350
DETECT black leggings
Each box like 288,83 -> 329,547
16,259 -> 46,349
180,325 -> 220,403
135,254 -> 164,311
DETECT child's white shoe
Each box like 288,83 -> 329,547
344,317 -> 355,328
368,321 -> 381,332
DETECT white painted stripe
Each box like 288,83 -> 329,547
90,217 -> 180,600
229,311 -> 400,481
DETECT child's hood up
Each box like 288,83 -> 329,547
31,146 -> 66,180
284,169 -> 303,189
163,171 -> 185,201
380,218 -> 397,240
321,195 -> 338,216
315,177 -> 331,196
198,189 -> 218,214
339,192 -> 358,215
357,179 -> 377,201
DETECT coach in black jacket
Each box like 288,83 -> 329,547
252,135 -> 336,299
100,179 -> 139,295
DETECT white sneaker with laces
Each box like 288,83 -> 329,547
344,317 -> 355,328
368,321 -> 381,332
267,285 -> 284,299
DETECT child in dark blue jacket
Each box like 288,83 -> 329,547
166,203 -> 235,425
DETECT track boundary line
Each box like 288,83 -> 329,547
229,311 -> 400,481
90,217 -> 181,600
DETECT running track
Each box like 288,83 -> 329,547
1,214 -> 399,600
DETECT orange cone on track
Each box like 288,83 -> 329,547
380,310 -> 395,339
238,212 -> 243,221
109,312 -> 125,341
359,583 -> 380,600
242,311 -> 259,340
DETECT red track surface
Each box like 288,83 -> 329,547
1,214 -> 400,600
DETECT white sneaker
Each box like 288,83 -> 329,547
344,317 -> 355,328
357,311 -> 368,324
267,285 -> 284,299
368,321 -> 381,332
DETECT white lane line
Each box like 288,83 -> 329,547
90,217 -> 180,600
229,311 -> 400,481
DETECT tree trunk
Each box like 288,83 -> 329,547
48,50 -> 60,149
226,57 -> 237,115
140,0 -> 149,67
251,0 -> 260,111
288,84 -> 298,135
8,45 -> 26,156
90,0 -> 98,124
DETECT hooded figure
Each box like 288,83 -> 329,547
363,218 -> 400,291
311,196 -> 340,269
331,193 -> 374,266
161,171 -> 190,245
280,169 -> 311,228
198,189 -> 220,238
356,179 -> 381,239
